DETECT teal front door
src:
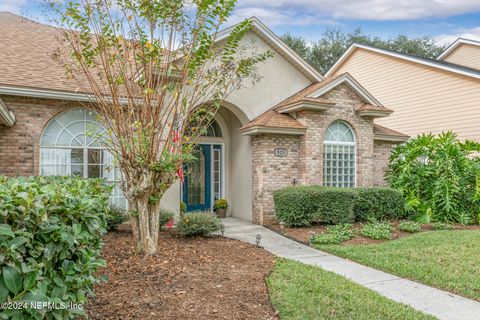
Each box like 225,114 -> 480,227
182,144 -> 223,212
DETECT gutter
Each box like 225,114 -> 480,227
0,85 -> 131,105
0,98 -> 15,126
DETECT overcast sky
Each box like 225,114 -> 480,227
2,0 -> 480,44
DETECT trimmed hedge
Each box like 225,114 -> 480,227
273,186 -> 358,227
274,186 -> 406,226
0,176 -> 111,320
353,188 -> 407,221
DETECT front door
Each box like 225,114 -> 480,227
182,144 -> 222,212
183,145 -> 212,212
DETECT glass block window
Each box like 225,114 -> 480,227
323,121 -> 356,188
40,109 -> 127,209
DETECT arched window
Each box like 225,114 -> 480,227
40,109 -> 126,208
204,119 -> 222,137
323,121 -> 356,188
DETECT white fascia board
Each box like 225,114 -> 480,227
0,85 -> 130,104
240,126 -> 306,136
216,17 -> 323,82
358,110 -> 392,118
326,43 -> 480,80
307,73 -> 382,106
277,101 -> 332,114
437,38 -> 480,60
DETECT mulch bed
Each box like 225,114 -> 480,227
88,226 -> 278,320
269,221 -> 480,246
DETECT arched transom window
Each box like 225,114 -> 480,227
40,109 -> 126,208
323,120 -> 356,188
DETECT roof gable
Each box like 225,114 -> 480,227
216,17 -> 323,82
326,43 -> 480,80
437,38 -> 480,61
306,73 -> 382,106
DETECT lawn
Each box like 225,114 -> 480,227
267,259 -> 437,320
315,230 -> 480,301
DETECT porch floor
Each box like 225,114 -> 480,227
222,217 -> 480,320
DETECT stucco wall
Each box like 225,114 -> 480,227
226,32 -> 313,121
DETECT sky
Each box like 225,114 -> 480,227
2,0 -> 480,45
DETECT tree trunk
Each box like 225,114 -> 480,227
129,194 -> 162,255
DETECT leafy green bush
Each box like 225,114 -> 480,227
361,222 -> 394,240
273,186 -> 357,227
0,176 -> 111,320
311,224 -> 354,245
353,188 -> 406,221
106,205 -> 128,230
159,209 -> 175,228
274,186 -> 406,226
387,132 -> 480,224
431,222 -> 455,230
176,212 -> 224,237
399,221 -> 421,233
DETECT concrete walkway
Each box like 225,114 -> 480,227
222,217 -> 480,320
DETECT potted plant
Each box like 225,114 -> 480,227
214,199 -> 228,218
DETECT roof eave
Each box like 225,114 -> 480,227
277,101 -> 333,114
0,98 -> 15,126
437,38 -> 480,60
240,126 -> 306,136
358,110 -> 393,118
374,134 -> 409,142
327,43 -> 480,80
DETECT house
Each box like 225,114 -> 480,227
0,13 -> 407,225
326,39 -> 480,141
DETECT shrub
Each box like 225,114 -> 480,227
176,212 -> 224,237
431,222 -> 455,230
106,205 -> 128,230
273,186 -> 357,227
311,224 -> 354,245
353,188 -> 406,221
399,221 -> 421,233
274,186 -> 406,226
0,176 -> 110,320
159,209 -> 175,228
361,222 -> 394,240
387,132 -> 480,224
214,199 -> 228,209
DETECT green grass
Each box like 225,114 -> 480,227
267,260 -> 436,320
315,230 -> 480,301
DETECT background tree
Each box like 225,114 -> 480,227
282,28 -> 447,74
49,0 -> 271,254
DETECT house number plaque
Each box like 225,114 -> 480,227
274,148 -> 288,157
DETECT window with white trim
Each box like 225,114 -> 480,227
323,121 -> 356,188
40,109 -> 126,209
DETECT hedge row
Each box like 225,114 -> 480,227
273,186 -> 406,227
0,176 -> 111,320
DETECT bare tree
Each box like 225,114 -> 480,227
48,0 -> 271,254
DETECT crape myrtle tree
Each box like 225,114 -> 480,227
48,0 -> 271,254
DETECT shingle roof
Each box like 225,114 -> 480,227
0,12 -> 87,94
239,110 -> 306,131
373,124 -> 409,139
356,103 -> 393,113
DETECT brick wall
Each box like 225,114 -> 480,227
251,84 -> 397,225
372,141 -> 397,186
0,95 -> 82,176
251,134 -> 300,224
